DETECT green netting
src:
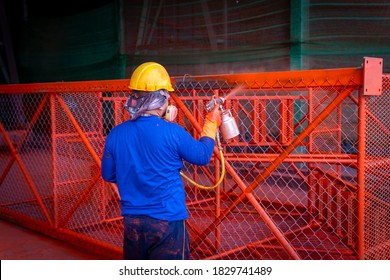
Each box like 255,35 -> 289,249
17,2 -> 125,83
124,0 -> 390,75
13,0 -> 390,82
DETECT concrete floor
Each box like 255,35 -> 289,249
0,218 -> 106,260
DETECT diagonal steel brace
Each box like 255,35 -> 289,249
174,87 -> 355,260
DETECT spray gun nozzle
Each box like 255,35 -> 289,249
216,97 -> 225,105
205,96 -> 226,112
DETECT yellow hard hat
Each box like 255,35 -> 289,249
129,62 -> 174,92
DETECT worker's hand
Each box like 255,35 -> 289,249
206,104 -> 222,127
201,104 -> 222,139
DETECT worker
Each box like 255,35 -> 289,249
101,62 -> 222,260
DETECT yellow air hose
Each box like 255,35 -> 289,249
180,131 -> 226,190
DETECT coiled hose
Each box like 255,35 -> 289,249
180,131 -> 225,190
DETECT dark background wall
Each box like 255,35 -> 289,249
1,0 -> 390,84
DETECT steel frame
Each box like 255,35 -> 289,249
0,59 -> 389,259
171,68 -> 362,260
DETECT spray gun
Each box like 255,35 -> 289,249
205,96 -> 240,141
180,89 -> 242,190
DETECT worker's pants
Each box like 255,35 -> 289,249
123,214 -> 190,260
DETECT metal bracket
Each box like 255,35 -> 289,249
363,57 -> 383,96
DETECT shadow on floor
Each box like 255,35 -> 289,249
0,219 -> 107,260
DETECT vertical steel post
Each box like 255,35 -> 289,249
307,88 -> 314,224
215,156 -> 221,251
357,57 -> 382,258
50,93 -> 58,227
213,89 -> 221,251
357,89 -> 366,259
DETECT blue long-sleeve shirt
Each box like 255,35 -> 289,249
101,116 -> 215,221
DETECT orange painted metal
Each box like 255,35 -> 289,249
192,87 -> 356,260
0,79 -> 129,94
357,90 -> 366,259
1,62 -> 389,260
58,174 -> 101,227
280,99 -> 294,145
0,95 -> 49,185
176,67 -> 363,89
248,87 -> 355,193
363,57 -> 383,96
0,122 -> 53,225
56,95 -> 102,167
55,94 -> 119,198
348,94 -> 390,138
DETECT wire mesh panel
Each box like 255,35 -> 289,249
0,92 -> 53,223
51,87 -> 127,250
53,92 -> 104,228
0,66 -> 389,260
174,72 -> 361,260
364,75 -> 390,260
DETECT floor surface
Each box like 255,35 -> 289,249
0,218 -> 106,260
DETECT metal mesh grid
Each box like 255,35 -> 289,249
0,93 -> 53,223
175,80 -> 360,260
364,75 -> 390,260
0,67 -> 389,260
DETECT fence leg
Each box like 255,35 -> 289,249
357,90 -> 366,259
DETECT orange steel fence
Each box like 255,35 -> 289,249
0,58 -> 389,260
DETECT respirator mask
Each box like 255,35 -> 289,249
124,90 -> 178,122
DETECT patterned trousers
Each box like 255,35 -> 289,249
123,214 -> 190,260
